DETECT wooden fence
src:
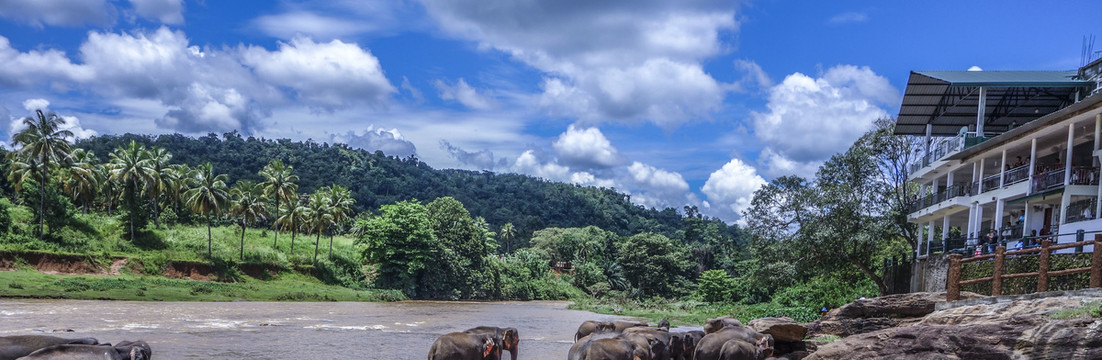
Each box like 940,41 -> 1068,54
946,235 -> 1102,301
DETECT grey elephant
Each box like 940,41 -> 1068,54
703,316 -> 743,334
575,320 -> 647,341
428,332 -> 496,360
717,339 -> 764,360
15,341 -> 150,360
622,327 -> 670,360
582,336 -> 651,360
0,335 -> 99,360
464,326 -> 519,360
693,325 -> 773,360
569,323 -> 622,360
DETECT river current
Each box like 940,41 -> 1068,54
0,299 -> 637,359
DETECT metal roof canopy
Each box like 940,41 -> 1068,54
894,71 -> 1092,136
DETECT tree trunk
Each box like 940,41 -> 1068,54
153,197 -> 160,229
273,195 -> 280,248
240,220 -> 247,260
38,170 -> 45,239
328,233 -> 334,258
852,256 -> 888,295
313,231 -> 321,265
291,228 -> 296,253
207,219 -> 213,258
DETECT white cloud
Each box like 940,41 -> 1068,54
241,37 -> 395,110
552,125 -> 624,169
252,11 -> 373,40
129,0 -> 183,24
734,59 -> 772,90
0,36 -> 93,87
401,76 -> 425,104
829,12 -> 868,24
759,147 -> 823,179
331,126 -> 417,158
434,78 -> 494,110
22,99 -> 50,112
513,150 -> 571,181
421,0 -> 738,127
627,161 -> 689,194
9,100 -> 97,143
0,0 -> 113,27
752,65 -> 897,176
440,140 -> 497,170
702,158 -> 767,222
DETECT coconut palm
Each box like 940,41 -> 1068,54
65,149 -> 99,213
166,163 -> 195,215
304,191 -> 333,265
183,162 -> 230,258
324,185 -> 354,258
500,223 -> 516,253
277,200 -> 308,253
146,147 -> 175,228
259,159 -> 298,249
11,109 -> 73,238
230,180 -> 269,260
108,141 -> 155,240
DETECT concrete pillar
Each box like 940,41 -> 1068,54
928,220 -> 935,253
1024,200 -> 1032,237
1066,123 -> 1075,185
925,123 -> 933,159
1060,192 -> 1071,226
977,87 -> 987,136
995,198 -> 1006,233
1095,114 -> 1100,152
976,204 -> 985,232
1029,138 -> 1038,194
979,158 -> 986,192
1001,149 -> 1008,187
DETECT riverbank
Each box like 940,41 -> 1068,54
569,296 -> 821,325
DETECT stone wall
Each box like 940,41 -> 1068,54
911,254 -> 949,293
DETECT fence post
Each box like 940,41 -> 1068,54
1077,230 -> 1085,253
1092,235 -> 1102,288
1038,240 -> 1052,292
992,245 -> 1005,296
947,254 -> 962,301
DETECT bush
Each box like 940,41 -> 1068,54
695,269 -> 736,303
157,208 -> 178,227
772,275 -> 878,310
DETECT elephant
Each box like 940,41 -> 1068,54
621,327 -> 670,360
15,341 -> 151,360
669,333 -> 685,360
428,332 -> 496,360
575,320 -> 646,341
570,325 -> 623,360
693,326 -> 773,360
582,335 -> 652,360
0,335 -> 99,360
703,316 -> 743,334
464,326 -> 519,360
717,339 -> 764,360
682,331 -> 705,359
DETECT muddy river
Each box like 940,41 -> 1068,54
0,299 -> 642,359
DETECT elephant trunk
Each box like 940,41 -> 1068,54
509,344 -> 517,360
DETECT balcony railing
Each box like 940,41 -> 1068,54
1031,168 -> 1066,193
1066,198 -> 1098,224
1069,166 -> 1100,185
980,173 -> 1001,193
1003,165 -> 1029,186
906,183 -> 970,214
909,134 -> 990,175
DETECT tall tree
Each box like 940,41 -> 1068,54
259,159 -> 298,249
356,200 -> 437,297
146,147 -> 175,229
324,185 -> 354,258
304,190 -> 333,265
64,149 -> 99,213
107,141 -> 154,240
183,162 -> 230,258
12,109 -> 73,238
499,223 -> 516,253
231,180 -> 269,260
277,201 -> 307,252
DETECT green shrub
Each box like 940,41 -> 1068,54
695,269 -> 736,303
772,275 -> 878,309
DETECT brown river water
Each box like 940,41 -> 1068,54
0,299 -> 640,359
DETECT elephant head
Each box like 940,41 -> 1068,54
115,340 -> 152,360
480,335 -> 496,360
703,316 -> 743,334
464,326 -> 519,360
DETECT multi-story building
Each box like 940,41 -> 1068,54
898,58 -> 1102,258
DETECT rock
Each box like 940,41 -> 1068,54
806,291 -> 983,337
748,317 -> 808,342
805,316 -> 897,338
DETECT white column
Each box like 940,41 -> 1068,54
994,199 -> 1006,233
942,215 -> 951,240
1000,149 -> 1007,187
1059,192 -> 1072,227
967,203 -> 976,239
927,220 -> 935,253
1029,138 -> 1038,194
978,158 -> 986,192
1023,200 -> 1032,237
1066,123 -> 1075,185
976,87 -> 987,136
976,204 -> 985,232
1095,113 -> 1100,152
925,123 -> 932,158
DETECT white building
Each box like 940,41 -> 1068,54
899,58 -> 1102,257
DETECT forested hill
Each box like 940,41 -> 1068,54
75,131 -> 698,241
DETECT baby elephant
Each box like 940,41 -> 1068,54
428,332 -> 496,360
0,335 -> 99,360
16,340 -> 151,360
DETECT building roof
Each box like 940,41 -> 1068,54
894,70 -> 1092,136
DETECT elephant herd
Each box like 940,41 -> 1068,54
427,316 -> 774,360
0,335 -> 150,360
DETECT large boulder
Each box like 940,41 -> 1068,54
748,317 -> 807,342
806,291 -> 983,337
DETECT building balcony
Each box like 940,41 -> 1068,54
908,134 -> 992,176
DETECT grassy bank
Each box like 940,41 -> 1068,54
569,297 -> 821,326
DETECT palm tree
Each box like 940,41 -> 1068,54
183,162 -> 230,258
277,201 -> 308,253
259,159 -> 298,249
167,163 -> 195,215
65,149 -> 99,213
230,180 -> 269,260
324,185 -> 354,258
11,109 -> 73,238
108,141 -> 154,240
146,147 -> 175,228
500,222 -> 516,253
304,191 -> 333,265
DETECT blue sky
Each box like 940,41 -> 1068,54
0,0 -> 1098,222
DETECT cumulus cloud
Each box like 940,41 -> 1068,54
734,59 -> 772,90
0,0 -> 113,27
0,36 -> 93,87
241,37 -> 395,110
513,150 -> 571,181
421,0 -> 738,127
752,65 -> 897,177
330,126 -> 417,158
434,78 -> 494,110
22,99 -> 50,112
129,0 -> 183,24
702,158 -> 767,222
252,11 -> 373,40
552,125 -> 624,169
440,140 -> 499,170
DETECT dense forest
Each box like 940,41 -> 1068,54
1,110 -> 917,317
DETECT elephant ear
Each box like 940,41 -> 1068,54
482,336 -> 495,358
